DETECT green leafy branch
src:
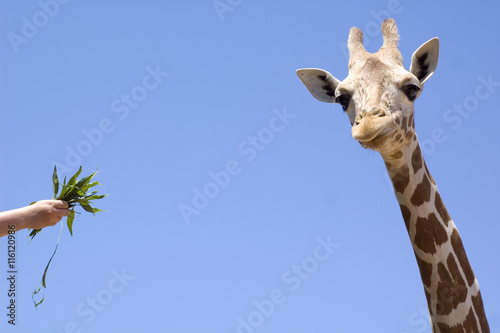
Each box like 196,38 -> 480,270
30,166 -> 107,308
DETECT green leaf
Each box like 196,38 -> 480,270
52,165 -> 59,199
57,168 -> 82,200
67,209 -> 75,236
41,252 -> 54,288
86,193 -> 108,201
32,286 -> 44,309
41,222 -> 63,288
28,228 -> 42,241
67,165 -> 82,187
85,180 -> 101,190
80,203 -> 104,216
61,184 -> 78,199
79,202 -> 93,213
57,178 -> 71,199
31,165 -> 107,308
75,173 -> 98,191
34,296 -> 44,308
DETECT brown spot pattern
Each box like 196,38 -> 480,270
402,116 -> 408,132
406,115 -> 411,129
462,307 -> 480,332
434,192 -> 451,227
409,113 -> 415,128
391,150 -> 403,159
436,307 -> 478,332
414,213 -> 448,254
424,162 -> 436,185
411,144 -> 423,173
425,289 -> 432,312
472,291 -> 491,332
415,255 -> 433,288
391,166 -> 410,194
411,174 -> 431,206
399,204 -> 411,230
450,229 -> 475,287
436,253 -> 467,315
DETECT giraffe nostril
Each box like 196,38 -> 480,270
368,108 -> 385,117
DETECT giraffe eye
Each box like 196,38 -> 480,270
335,94 -> 351,111
403,84 -> 420,101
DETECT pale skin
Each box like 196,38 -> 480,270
0,200 -> 69,237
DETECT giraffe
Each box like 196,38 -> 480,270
296,19 -> 489,332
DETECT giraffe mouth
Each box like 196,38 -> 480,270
351,118 -> 395,143
355,127 -> 394,142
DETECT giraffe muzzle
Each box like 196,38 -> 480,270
355,108 -> 386,125
352,108 -> 393,143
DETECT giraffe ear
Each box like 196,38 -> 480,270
296,68 -> 340,103
409,38 -> 439,84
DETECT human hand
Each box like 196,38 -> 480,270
22,200 -> 70,230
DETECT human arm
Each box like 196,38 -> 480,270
0,200 -> 69,237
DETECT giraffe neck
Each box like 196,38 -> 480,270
381,138 -> 489,333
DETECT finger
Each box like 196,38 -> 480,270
55,208 -> 70,217
53,200 -> 69,209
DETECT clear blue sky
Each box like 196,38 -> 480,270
1,1 -> 499,332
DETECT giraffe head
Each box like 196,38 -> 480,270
297,19 -> 439,156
